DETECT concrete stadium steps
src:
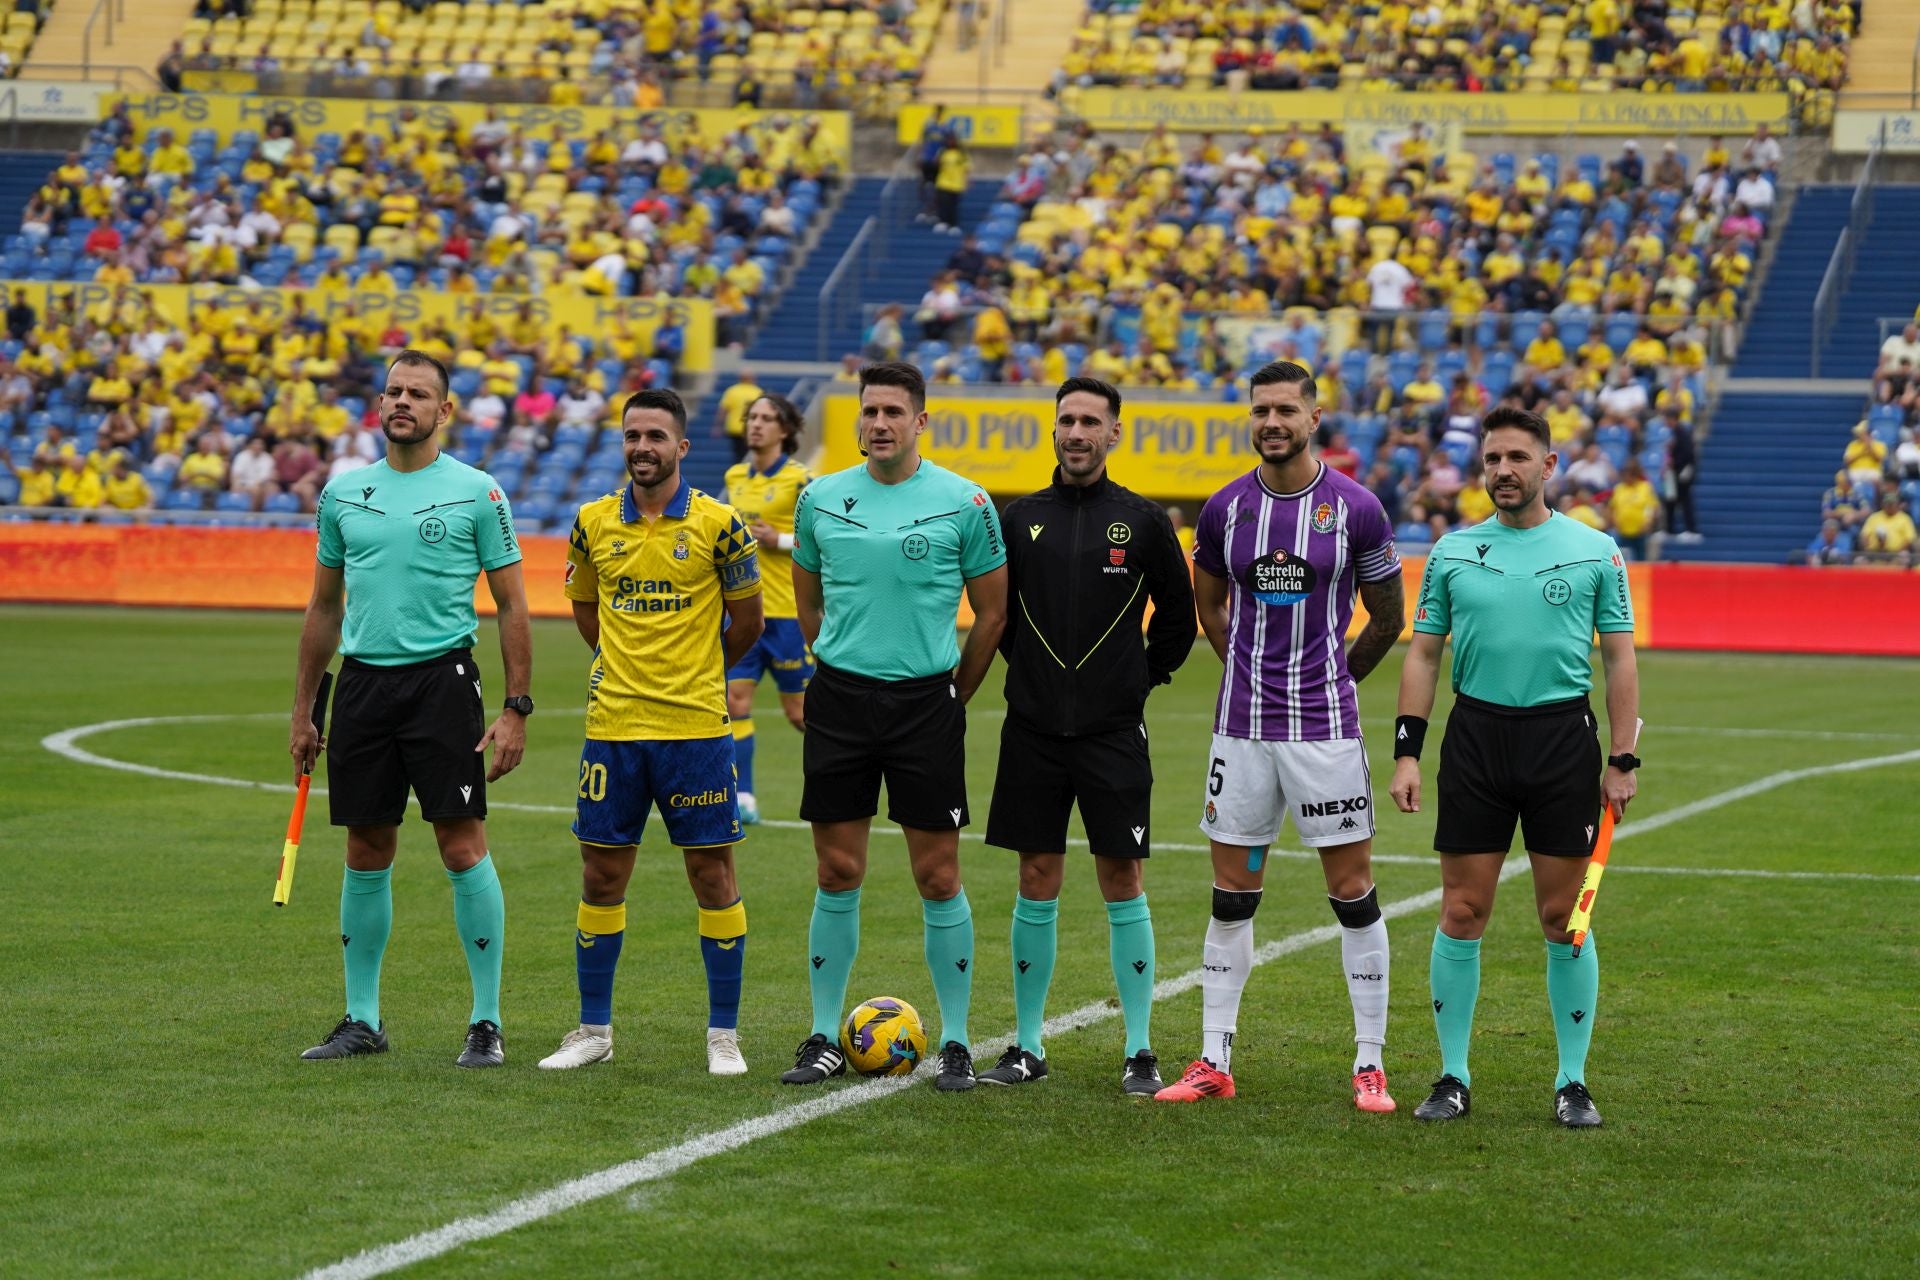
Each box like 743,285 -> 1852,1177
1680,392 -> 1863,562
1736,185 -> 1920,380
746,175 -> 1003,365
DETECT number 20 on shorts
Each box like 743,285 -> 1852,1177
578,761 -> 608,802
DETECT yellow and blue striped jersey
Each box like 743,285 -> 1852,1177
565,477 -> 761,742
722,454 -> 811,619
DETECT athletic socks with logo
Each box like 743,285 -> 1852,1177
730,716 -> 755,793
1545,936 -> 1598,1088
923,890 -> 974,1049
1200,900 -> 1256,1074
575,900 -> 626,1025
341,866 -> 392,1027
1430,929 -> 1481,1088
1331,887 -> 1389,1072
1106,894 -> 1154,1058
447,854 -> 505,1027
698,899 -> 748,1031
1010,894 -> 1058,1058
807,886 -> 860,1039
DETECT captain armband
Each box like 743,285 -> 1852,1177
1393,715 -> 1428,760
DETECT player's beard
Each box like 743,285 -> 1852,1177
1055,438 -> 1105,480
381,410 -> 435,445
1254,429 -> 1307,468
1489,471 -> 1541,511
628,449 -> 678,491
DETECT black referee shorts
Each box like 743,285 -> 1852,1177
800,662 -> 968,830
1434,693 -> 1601,858
986,715 -> 1153,858
326,649 -> 488,828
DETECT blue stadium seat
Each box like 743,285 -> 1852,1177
215,492 -> 253,512
165,490 -> 207,512
264,492 -> 302,514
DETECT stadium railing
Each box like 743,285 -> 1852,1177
1810,120 -> 1883,378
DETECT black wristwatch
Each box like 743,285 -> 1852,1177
502,695 -> 534,717
1607,752 -> 1641,772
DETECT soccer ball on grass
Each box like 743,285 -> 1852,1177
840,997 -> 928,1077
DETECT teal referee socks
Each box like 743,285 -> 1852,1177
447,854 -> 505,1027
1430,929 -> 1481,1088
807,887 -> 861,1039
1545,936 -> 1599,1088
923,890 -> 974,1049
340,866 -> 392,1027
1106,894 -> 1155,1058
1010,895 -> 1058,1057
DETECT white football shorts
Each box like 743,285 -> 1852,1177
1198,733 -> 1375,848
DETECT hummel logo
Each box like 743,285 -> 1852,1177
577,931 -> 594,948
951,808 -> 962,826
1434,999 -> 1444,1012
955,959 -> 968,972
1029,523 -> 1043,540
1132,960 -> 1147,974
1571,1010 -> 1586,1024
1131,826 -> 1145,844
1017,960 -> 1030,973
811,955 -> 824,969
362,486 -> 376,501
1475,543 -> 1491,560
843,497 -> 858,513
460,785 -> 473,802
475,938 -> 490,950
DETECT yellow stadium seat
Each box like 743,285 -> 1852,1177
283,224 -> 317,263
816,9 -> 845,30
323,224 -> 360,259
206,33 -> 242,58
367,226 -> 402,256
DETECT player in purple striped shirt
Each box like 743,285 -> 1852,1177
1154,361 -> 1407,1112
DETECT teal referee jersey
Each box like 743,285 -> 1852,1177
793,458 -> 1005,681
1413,513 -> 1633,707
316,454 -> 521,665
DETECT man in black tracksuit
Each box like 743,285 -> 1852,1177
977,376 -> 1197,1095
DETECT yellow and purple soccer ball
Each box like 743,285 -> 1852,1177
841,997 -> 928,1077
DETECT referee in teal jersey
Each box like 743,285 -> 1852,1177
778,361 -> 1008,1092
290,350 -> 533,1068
1389,406 -> 1640,1129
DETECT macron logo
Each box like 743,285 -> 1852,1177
951,808 -> 962,826
460,786 -> 472,802
1131,826 -> 1145,845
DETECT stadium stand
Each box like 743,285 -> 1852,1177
1797,321 -> 1920,566
1055,0 -> 1855,107
169,0 -> 949,110
12,98 -> 832,312
0,3 -> 48,78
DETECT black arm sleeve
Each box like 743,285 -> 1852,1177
1143,506 -> 1197,686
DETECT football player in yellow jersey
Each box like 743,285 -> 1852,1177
721,392 -> 813,826
543,388 -> 766,1078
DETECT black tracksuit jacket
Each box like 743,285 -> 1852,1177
997,470 -> 1197,736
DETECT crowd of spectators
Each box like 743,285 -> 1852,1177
13,101 -> 833,347
168,0 -> 947,112
1811,322 -> 1920,565
1058,0 -> 1856,109
0,285 -> 686,528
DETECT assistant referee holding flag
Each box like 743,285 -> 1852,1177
1389,406 -> 1639,1128
291,350 -> 533,1067
978,376 -> 1195,1094
780,360 -> 1008,1092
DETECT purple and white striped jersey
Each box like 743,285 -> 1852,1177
1193,464 -> 1400,742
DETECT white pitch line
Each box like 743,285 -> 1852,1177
34,714 -> 1920,1272
38,718 -> 1920,886
292,746 -> 1920,1279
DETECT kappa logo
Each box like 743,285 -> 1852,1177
843,496 -> 858,513
1131,826 -> 1145,845
460,785 -> 473,803
474,938 -> 491,951
950,807 -> 962,826
1475,543 -> 1491,561
1571,1010 -> 1587,1024
1131,960 -> 1147,974
810,955 -> 825,969
1029,523 -> 1044,540
1339,816 -> 1359,830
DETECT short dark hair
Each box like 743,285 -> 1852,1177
747,392 -> 804,455
1249,360 -> 1318,402
1054,376 -> 1122,418
859,360 -> 926,414
386,349 -> 449,398
623,387 -> 688,435
1481,406 -> 1552,448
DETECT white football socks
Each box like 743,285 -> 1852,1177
1200,908 -> 1255,1074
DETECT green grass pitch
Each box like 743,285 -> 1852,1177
2,604 -> 1916,1278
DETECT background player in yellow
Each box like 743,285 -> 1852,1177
722,392 -> 813,826
541,388 -> 766,1077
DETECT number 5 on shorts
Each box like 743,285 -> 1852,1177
578,760 -> 608,802
1209,756 -> 1225,796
